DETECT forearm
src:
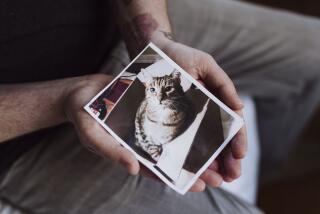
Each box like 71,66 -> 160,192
117,0 -> 174,58
0,77 -> 83,143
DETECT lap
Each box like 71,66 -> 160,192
0,125 -> 262,214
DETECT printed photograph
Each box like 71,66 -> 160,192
85,44 -> 243,194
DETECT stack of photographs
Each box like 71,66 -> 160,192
84,43 -> 244,194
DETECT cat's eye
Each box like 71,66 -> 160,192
149,87 -> 156,93
166,86 -> 173,91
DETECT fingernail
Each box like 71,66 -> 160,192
119,158 -> 129,167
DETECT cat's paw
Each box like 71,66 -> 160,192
148,145 -> 163,161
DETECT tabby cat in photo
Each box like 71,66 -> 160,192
135,70 -> 195,162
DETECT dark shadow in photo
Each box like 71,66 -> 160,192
104,79 -> 153,161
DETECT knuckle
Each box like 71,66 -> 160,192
216,179 -> 223,187
211,177 -> 222,187
205,54 -> 213,62
237,152 -> 246,159
235,171 -> 242,179
82,128 -> 93,140
233,167 -> 242,179
113,147 -> 128,164
91,120 -> 102,131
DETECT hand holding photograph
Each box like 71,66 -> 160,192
84,43 -> 244,194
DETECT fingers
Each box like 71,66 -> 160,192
230,110 -> 247,159
141,166 -> 210,193
190,165 -> 223,192
208,159 -> 219,171
77,113 -> 140,175
189,178 -> 206,192
210,125 -> 246,183
219,108 -> 246,182
140,165 -> 160,180
200,56 -> 243,110
141,165 -> 207,193
221,147 -> 242,182
85,74 -> 113,89
200,169 -> 223,188
231,128 -> 247,159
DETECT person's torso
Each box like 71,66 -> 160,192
0,0 -> 119,177
0,0 -> 118,83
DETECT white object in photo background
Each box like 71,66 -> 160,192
155,99 -> 210,183
120,71 -> 137,81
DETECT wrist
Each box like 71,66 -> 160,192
61,75 -> 89,122
124,28 -> 176,58
62,74 -> 113,123
150,30 -> 175,50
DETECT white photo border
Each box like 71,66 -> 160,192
84,43 -> 244,195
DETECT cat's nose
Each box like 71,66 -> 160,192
157,95 -> 164,103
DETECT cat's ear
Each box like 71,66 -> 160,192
141,68 -> 153,84
170,70 -> 181,81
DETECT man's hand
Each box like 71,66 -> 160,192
119,0 -> 247,192
62,41 -> 247,192
64,74 -> 140,175
157,39 -> 247,192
